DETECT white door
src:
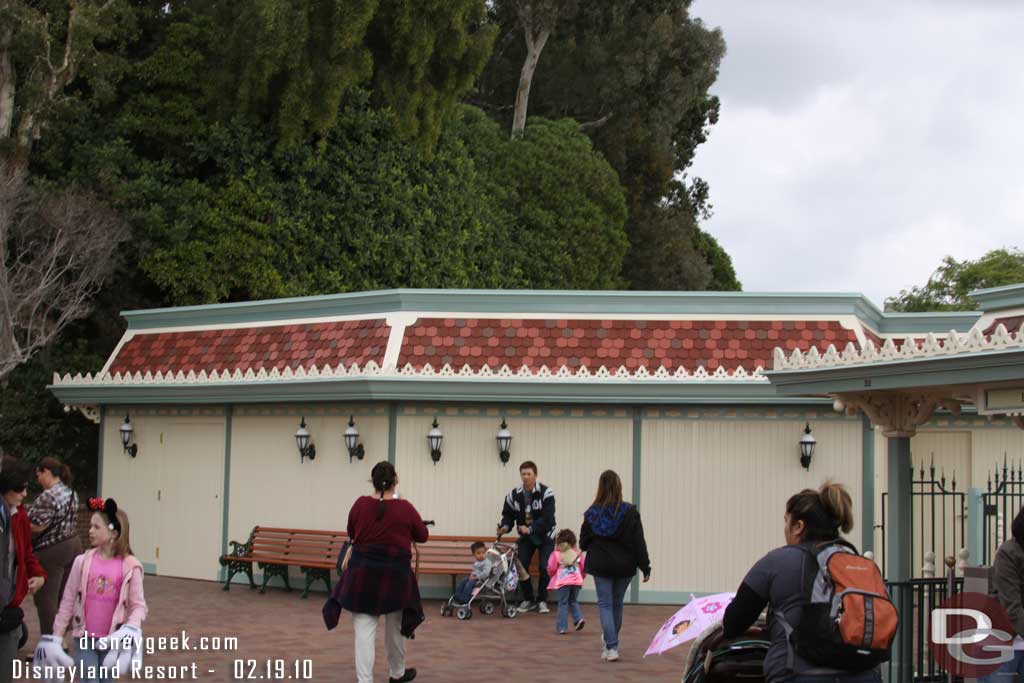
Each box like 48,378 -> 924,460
154,419 -> 225,580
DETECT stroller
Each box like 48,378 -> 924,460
681,616 -> 769,683
440,539 -> 525,620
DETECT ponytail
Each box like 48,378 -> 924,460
786,480 -> 854,543
39,457 -> 73,487
371,462 -> 397,520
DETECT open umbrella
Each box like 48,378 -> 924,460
645,592 -> 735,656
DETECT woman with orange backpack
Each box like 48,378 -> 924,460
718,481 -> 896,683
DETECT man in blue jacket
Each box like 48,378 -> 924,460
496,461 -> 556,614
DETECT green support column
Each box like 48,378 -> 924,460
631,407 -> 642,604
387,403 -> 398,465
968,487 -> 984,567
221,406 -> 233,560
888,435 -> 913,683
97,406 -> 106,498
861,416 -> 875,554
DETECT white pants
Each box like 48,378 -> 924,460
352,611 -> 405,683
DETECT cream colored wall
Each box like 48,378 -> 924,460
227,411 -> 389,548
640,418 -> 863,596
393,411 -> 633,540
101,412 -> 225,580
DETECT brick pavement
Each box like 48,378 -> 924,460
19,576 -> 693,682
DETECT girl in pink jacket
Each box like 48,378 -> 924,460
33,498 -> 147,681
547,529 -> 585,634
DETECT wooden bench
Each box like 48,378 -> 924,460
414,535 -> 541,593
219,526 -> 348,598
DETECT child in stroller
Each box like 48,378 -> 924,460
441,539 -> 524,620
681,616 -> 769,683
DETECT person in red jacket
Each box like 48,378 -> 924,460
0,456 -> 46,683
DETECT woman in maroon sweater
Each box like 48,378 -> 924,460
340,462 -> 428,683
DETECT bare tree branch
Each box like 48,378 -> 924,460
0,160 -> 127,379
579,113 -> 613,132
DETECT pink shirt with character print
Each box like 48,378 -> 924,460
85,555 -> 124,636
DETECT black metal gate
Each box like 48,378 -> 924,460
879,458 -> 966,579
982,458 -> 1024,564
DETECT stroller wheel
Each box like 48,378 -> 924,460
441,604 -> 451,617
480,602 -> 495,615
503,604 -> 518,619
456,605 -> 472,620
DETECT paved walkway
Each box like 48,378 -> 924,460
19,576 -> 693,682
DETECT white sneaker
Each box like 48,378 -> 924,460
605,648 -> 620,662
537,601 -> 550,614
516,600 -> 536,613
600,649 -> 609,661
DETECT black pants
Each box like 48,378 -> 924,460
517,538 -> 554,603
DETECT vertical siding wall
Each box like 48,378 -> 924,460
227,407 -> 389,548
393,407 -> 633,538
640,414 -> 863,599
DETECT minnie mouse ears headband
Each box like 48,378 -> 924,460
88,498 -> 121,536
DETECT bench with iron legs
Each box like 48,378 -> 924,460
219,526 -> 348,598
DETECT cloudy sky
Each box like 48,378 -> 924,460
688,0 -> 1024,307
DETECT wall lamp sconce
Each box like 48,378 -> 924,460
344,416 -> 365,463
295,417 -> 316,463
496,419 -> 512,465
800,422 -> 816,470
427,418 -> 443,465
119,414 -> 138,458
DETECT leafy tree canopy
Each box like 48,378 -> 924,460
886,248 -> 1024,312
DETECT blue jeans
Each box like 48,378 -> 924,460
791,672 -> 882,683
556,586 -> 583,632
454,577 -> 477,604
594,575 -> 631,650
76,644 -> 113,683
980,650 -> 1024,682
518,538 -> 554,603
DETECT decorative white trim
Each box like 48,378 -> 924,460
50,361 -> 769,387
383,312 -> 417,369
772,325 -> 1023,371
64,404 -> 101,424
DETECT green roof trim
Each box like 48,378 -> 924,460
969,283 -> 1024,313
118,288 -> 980,334
767,348 -> 1024,395
48,377 -> 831,406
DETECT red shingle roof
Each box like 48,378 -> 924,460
108,319 -> 389,375
397,318 -> 858,372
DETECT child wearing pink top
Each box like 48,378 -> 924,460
33,498 -> 147,682
546,529 -> 586,635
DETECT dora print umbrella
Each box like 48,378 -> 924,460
645,592 -> 735,656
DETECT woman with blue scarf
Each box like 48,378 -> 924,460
580,469 -> 651,663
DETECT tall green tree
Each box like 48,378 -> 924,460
476,0 -> 730,290
208,0 -> 496,150
0,0 -> 136,167
886,248 -> 1024,312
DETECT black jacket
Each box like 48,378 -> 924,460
580,504 -> 651,579
499,483 -> 556,543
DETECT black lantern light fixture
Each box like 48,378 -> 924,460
119,414 -> 138,458
344,416 -> 364,463
496,419 -> 512,465
295,417 -> 316,463
800,422 -> 816,470
427,417 -> 443,465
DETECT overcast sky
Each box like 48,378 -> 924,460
688,0 -> 1024,307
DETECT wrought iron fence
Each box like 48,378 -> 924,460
982,457 -> 1024,565
885,575 -> 963,683
879,458 -> 966,579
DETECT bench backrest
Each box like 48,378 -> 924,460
249,527 -> 348,566
415,535 -> 540,576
